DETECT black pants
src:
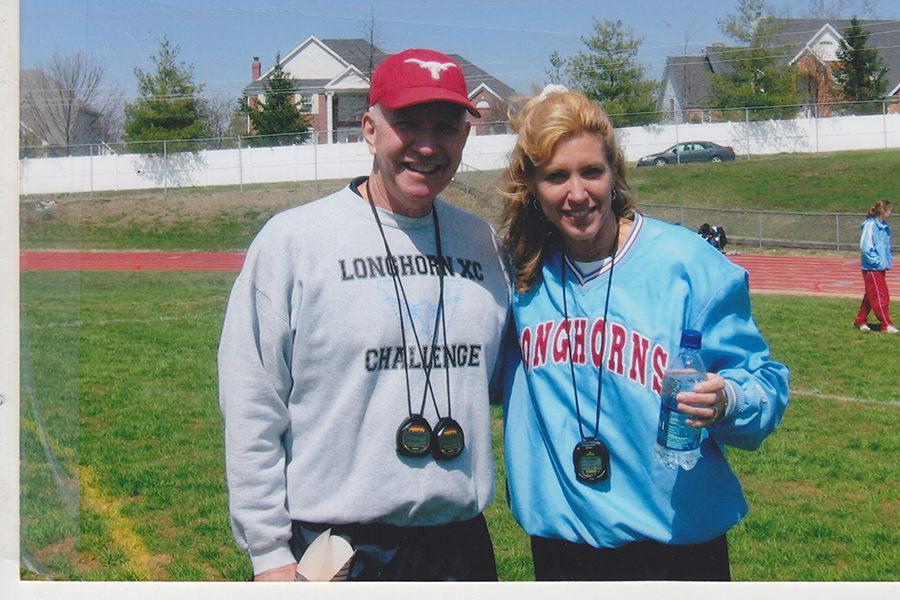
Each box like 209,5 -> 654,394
531,534 -> 731,581
289,514 -> 497,581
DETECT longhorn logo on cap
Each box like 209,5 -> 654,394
404,58 -> 457,80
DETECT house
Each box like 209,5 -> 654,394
449,54 -> 517,135
659,18 -> 900,122
658,55 -> 716,123
243,36 -> 517,143
19,68 -> 108,157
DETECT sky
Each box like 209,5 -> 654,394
19,0 -> 899,106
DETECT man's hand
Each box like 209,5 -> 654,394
254,562 -> 298,581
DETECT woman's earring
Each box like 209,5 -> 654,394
611,188 -> 618,203
528,194 -> 540,211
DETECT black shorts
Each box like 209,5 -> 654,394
530,533 -> 731,581
289,514 -> 497,582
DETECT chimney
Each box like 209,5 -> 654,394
251,57 -> 261,81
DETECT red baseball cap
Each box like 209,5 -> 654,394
369,48 -> 481,117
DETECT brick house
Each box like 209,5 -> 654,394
659,18 -> 900,123
244,37 -> 517,143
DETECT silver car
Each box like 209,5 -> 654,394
636,142 -> 736,166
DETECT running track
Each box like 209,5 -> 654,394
19,251 -> 900,297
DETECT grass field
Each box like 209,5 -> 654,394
18,147 -> 900,582
19,148 -> 900,252
20,271 -> 900,581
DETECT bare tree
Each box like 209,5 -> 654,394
805,0 -> 850,17
201,95 -> 243,147
359,5 -> 383,79
20,51 -> 122,155
546,51 -> 565,85
717,0 -> 773,44
679,20 -> 700,120
858,0 -> 879,18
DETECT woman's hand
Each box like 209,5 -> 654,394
677,373 -> 728,428
254,562 -> 299,581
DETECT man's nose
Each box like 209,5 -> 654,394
411,128 -> 439,156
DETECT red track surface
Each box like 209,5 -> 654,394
19,251 -> 900,297
21,251 -> 245,273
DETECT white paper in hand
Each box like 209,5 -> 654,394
295,528 -> 355,581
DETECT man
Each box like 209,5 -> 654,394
218,48 -> 510,582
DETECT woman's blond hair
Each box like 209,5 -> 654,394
500,89 -> 636,292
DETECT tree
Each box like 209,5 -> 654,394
19,51 -> 122,156
200,96 -> 244,148
709,1 -> 800,120
124,36 -> 208,153
717,0 -> 771,44
859,0 -> 880,18
241,56 -> 311,146
358,6 -> 383,80
562,19 -> 659,126
805,0 -> 850,17
833,17 -> 888,114
546,51 -> 565,85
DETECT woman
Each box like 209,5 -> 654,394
853,200 -> 895,333
500,87 -> 790,581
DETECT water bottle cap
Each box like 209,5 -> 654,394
680,329 -> 702,349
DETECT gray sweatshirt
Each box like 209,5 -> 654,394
218,184 -> 511,573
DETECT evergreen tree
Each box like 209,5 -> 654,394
833,17 -> 888,114
241,56 -> 311,146
563,19 -> 659,126
124,36 -> 208,153
709,2 -> 800,120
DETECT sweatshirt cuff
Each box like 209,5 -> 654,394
250,543 -> 296,576
722,379 -> 741,419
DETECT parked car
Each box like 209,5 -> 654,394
636,141 -> 736,167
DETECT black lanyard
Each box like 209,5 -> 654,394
366,183 -> 450,420
561,247 -> 615,441
561,242 -> 617,483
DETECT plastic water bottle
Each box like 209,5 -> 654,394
656,329 -> 706,470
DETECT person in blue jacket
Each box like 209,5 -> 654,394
499,86 -> 790,581
853,200 -> 895,333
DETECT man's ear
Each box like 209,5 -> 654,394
462,119 -> 471,138
362,111 -> 377,156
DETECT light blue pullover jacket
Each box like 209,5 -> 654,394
860,216 -> 893,271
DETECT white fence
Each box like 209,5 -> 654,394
19,112 -> 900,196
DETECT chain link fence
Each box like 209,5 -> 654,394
20,97 -> 899,158
655,98 -> 899,125
639,203 -> 896,252
18,123 -> 514,159
451,170 -> 897,254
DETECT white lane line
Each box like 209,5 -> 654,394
794,388 -> 900,407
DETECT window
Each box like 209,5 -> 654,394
297,94 -> 316,114
476,99 -> 491,110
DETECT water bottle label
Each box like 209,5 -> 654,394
657,374 -> 702,451
661,410 -> 701,451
